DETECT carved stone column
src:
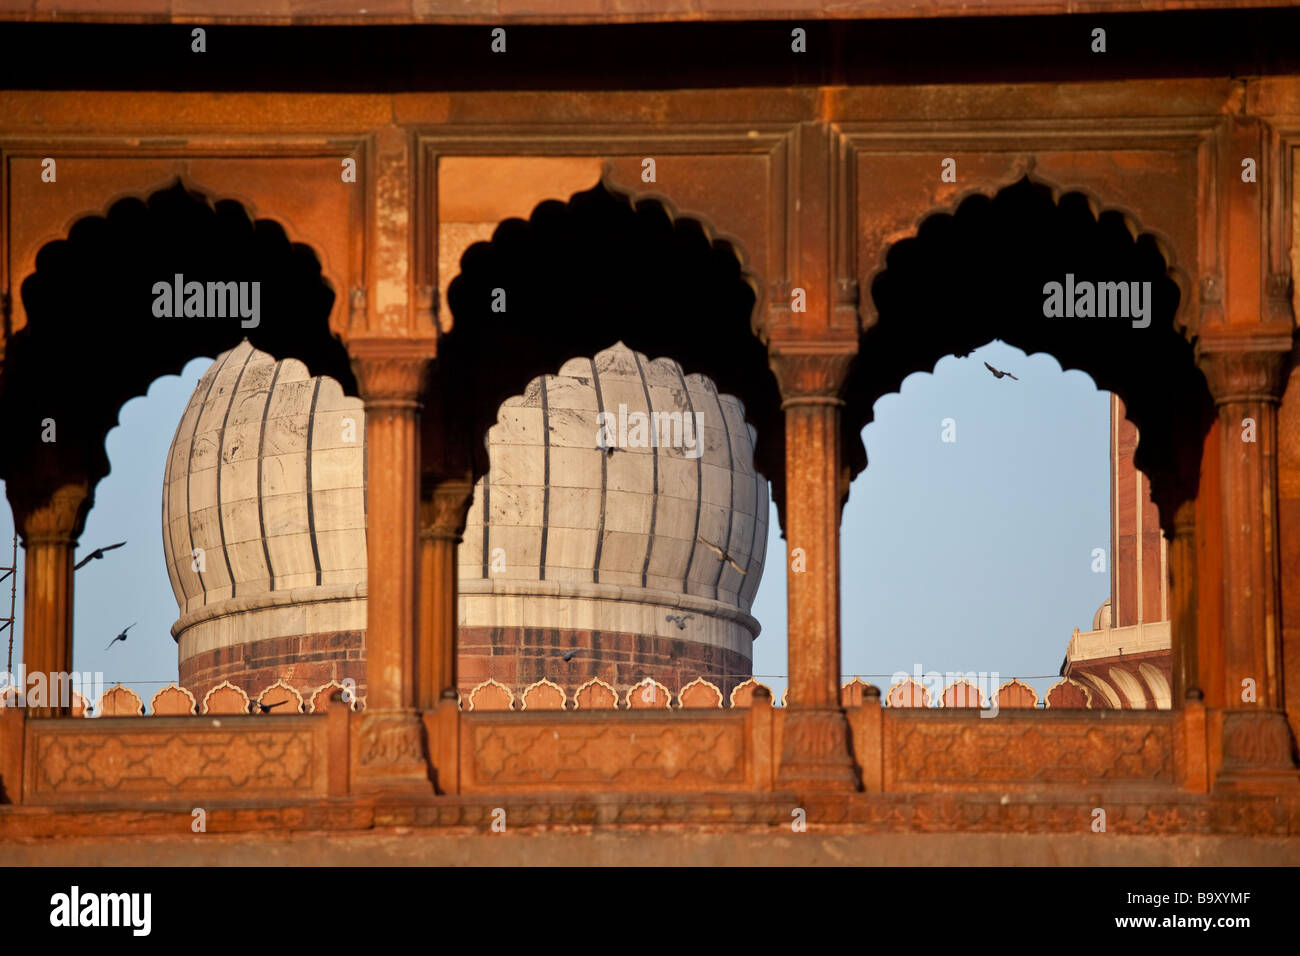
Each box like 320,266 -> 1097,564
417,477 -> 473,710
771,347 -> 858,791
1198,339 -> 1299,788
17,482 -> 88,718
351,340 -> 433,792
1167,499 -> 1199,707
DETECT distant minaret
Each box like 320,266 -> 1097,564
1110,393 -> 1168,627
1061,394 -> 1172,708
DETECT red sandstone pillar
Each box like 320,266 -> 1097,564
17,482 -> 88,718
1199,342 -> 1299,787
1168,499 -> 1198,707
351,341 -> 432,792
417,478 -> 473,710
772,349 -> 858,791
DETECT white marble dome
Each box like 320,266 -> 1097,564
460,343 -> 768,607
163,339 -> 367,614
164,340 -> 768,679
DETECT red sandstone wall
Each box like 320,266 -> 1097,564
179,626 -> 751,707
457,626 -> 752,700
179,630 -> 367,707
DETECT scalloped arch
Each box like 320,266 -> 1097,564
1,177 -> 354,535
860,171 -> 1193,343
436,177 -> 787,519
849,173 -> 1215,533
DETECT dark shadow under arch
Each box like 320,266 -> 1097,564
847,177 -> 1215,532
0,179 -> 354,525
436,180 -> 785,517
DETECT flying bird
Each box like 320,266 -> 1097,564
697,537 -> 748,575
665,614 -> 694,630
561,648 -> 580,662
594,443 -> 619,456
249,698 -> 289,714
983,361 -> 1018,381
75,541 -> 127,570
104,623 -> 136,650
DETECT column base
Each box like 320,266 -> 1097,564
351,709 -> 435,795
1213,709 -> 1300,794
776,708 -> 860,792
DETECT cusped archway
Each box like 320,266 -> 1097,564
0,178 -> 354,526
847,176 -> 1214,531
436,179 -> 784,515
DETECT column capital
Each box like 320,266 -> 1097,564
769,343 -> 857,405
419,477 -> 474,543
1195,335 -> 1293,405
16,480 -> 90,546
349,338 -> 436,408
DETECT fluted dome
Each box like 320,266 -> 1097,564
164,340 -> 768,699
459,343 -> 768,608
163,339 -> 367,613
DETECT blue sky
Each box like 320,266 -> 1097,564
0,340 -> 1109,704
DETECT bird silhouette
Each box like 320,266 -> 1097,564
249,698 -> 289,714
75,541 -> 126,570
594,443 -> 619,456
561,648 -> 580,662
665,614 -> 695,630
983,361 -> 1018,381
697,537 -> 748,575
104,623 -> 136,650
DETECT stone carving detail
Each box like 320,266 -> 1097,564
253,679 -> 305,715
728,678 -> 772,708
941,680 -> 984,708
520,679 -> 567,711
202,681 -> 250,715
889,719 -> 1173,787
886,679 -> 931,708
677,677 -> 723,709
359,715 -> 423,767
1221,710 -> 1294,771
996,679 -> 1039,709
840,677 -> 878,708
32,728 -> 316,796
573,677 -> 618,710
624,677 -> 672,710
783,709 -> 846,760
309,680 -> 359,713
1199,274 -> 1223,304
467,720 -> 746,789
467,678 -> 515,711
98,684 -> 144,717
149,684 -> 197,716
1045,678 -> 1092,709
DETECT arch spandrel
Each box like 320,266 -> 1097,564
0,178 -> 354,527
854,153 -> 1201,341
434,178 -> 786,518
5,160 -> 361,348
848,175 -> 1215,532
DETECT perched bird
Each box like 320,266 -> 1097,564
561,648 -> 580,662
104,623 -> 136,650
983,361 -> 1018,381
249,698 -> 289,714
665,613 -> 694,630
75,541 -> 126,570
697,537 -> 748,575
